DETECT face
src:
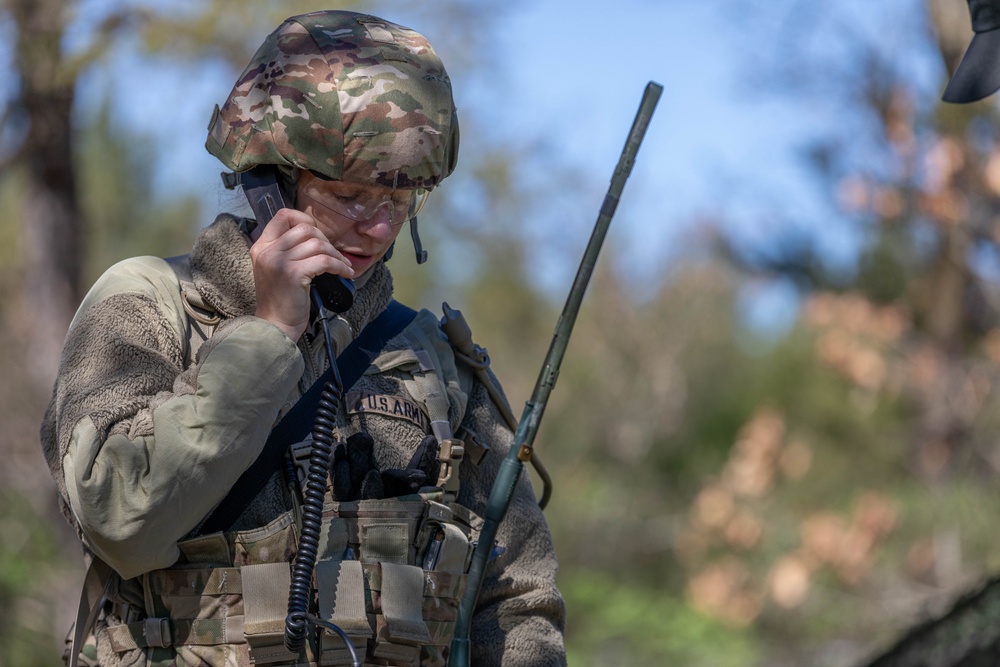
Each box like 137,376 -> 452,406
295,171 -> 412,275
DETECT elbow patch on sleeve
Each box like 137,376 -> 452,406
52,291 -> 184,464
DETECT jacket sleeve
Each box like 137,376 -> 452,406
43,257 -> 304,580
457,376 -> 567,667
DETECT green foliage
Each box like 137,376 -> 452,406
0,490 -> 71,666
855,230 -> 911,305
561,569 -> 760,667
77,101 -> 200,280
6,1 -> 1000,665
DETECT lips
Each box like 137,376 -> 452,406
340,250 -> 374,271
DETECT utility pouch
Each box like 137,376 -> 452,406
317,560 -> 369,666
372,563 -> 432,663
242,562 -> 298,664
314,497 -> 479,666
123,496 -> 479,666
414,501 -> 475,574
423,522 -> 472,574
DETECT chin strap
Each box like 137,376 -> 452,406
383,216 -> 428,265
410,216 -> 428,264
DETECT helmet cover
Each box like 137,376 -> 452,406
206,10 -> 459,188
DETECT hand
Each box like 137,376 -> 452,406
330,433 -> 441,501
249,208 -> 355,341
333,432 -> 384,501
379,435 -> 441,496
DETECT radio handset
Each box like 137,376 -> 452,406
239,165 -> 357,314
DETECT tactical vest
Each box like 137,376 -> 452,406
100,493 -> 482,666
68,258 -> 499,667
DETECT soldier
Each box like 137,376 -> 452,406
41,10 -> 566,667
943,0 -> 1000,102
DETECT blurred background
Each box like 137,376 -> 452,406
3,0 -> 1000,665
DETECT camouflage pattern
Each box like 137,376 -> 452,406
90,496 -> 478,666
64,629 -> 99,667
206,10 -> 459,189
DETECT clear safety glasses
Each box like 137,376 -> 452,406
299,178 -> 430,227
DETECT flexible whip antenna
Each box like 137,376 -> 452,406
448,80 -> 663,667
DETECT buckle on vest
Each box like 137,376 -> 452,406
144,617 -> 171,649
437,438 -> 465,492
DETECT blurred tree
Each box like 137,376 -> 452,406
0,0 -> 503,384
0,0 -> 525,662
0,489 -> 71,666
3,0 -> 82,388
683,0 -> 1000,664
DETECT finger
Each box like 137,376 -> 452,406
252,206 -> 309,243
270,234 -> 351,269
251,223 -> 355,279
255,210 -> 327,252
270,237 -> 356,281
280,253 -> 356,284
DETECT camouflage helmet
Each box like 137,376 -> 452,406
206,10 -> 459,189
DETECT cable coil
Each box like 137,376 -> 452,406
284,379 -> 340,652
283,291 -> 360,667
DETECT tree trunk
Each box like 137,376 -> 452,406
9,0 -> 83,390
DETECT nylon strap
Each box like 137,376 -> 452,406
68,556 -> 115,667
402,319 -> 466,498
198,300 -> 417,535
106,615 -> 247,651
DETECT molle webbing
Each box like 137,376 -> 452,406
105,617 -> 246,651
110,497 -> 480,664
105,562 -> 468,650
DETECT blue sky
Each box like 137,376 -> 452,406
54,0 -> 950,331
66,2 -> 745,274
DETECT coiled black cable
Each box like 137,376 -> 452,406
284,377 -> 340,652
283,291 -> 360,667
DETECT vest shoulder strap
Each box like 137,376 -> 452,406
392,306 -> 505,469
68,555 -> 115,667
197,300 -> 419,535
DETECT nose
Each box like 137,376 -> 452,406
355,207 -> 397,242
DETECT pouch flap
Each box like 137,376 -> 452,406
434,523 -> 472,575
242,562 -> 297,664
317,560 -> 371,664
177,532 -> 230,565
378,563 -> 432,647
361,523 -> 409,565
